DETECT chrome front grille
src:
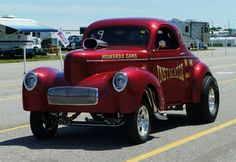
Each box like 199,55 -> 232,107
47,86 -> 98,106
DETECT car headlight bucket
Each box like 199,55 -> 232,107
23,71 -> 38,91
112,72 -> 128,92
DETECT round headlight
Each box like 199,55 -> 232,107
23,71 -> 38,91
112,72 -> 128,92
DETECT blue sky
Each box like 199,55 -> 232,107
0,0 -> 235,29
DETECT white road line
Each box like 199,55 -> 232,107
216,72 -> 235,75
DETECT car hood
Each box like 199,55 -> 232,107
64,47 -> 149,84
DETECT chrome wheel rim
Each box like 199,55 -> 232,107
137,106 -> 149,136
208,87 -> 216,114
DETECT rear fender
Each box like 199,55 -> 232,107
191,62 -> 212,103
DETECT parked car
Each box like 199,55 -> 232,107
67,35 -> 81,50
23,18 -> 219,144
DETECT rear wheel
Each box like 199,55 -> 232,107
186,76 -> 219,123
30,112 -> 58,139
127,99 -> 151,144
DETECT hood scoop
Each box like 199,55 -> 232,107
82,38 -> 108,49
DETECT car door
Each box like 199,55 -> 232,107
151,26 -> 186,105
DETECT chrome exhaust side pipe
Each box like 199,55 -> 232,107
145,88 -> 168,120
83,38 -> 108,49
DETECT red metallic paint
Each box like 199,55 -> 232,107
23,67 -> 163,113
191,61 -> 212,102
23,67 -> 68,111
23,18 -> 212,113
64,47 -> 149,85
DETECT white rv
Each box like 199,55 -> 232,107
170,19 -> 210,49
0,15 -> 57,57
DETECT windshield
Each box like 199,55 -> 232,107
88,26 -> 149,46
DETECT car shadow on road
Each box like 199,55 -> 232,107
151,113 -> 192,134
0,113 -> 199,150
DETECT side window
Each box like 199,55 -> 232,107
204,27 -> 209,33
155,27 -> 179,49
185,26 -> 189,33
24,32 -> 30,35
6,26 -> 17,34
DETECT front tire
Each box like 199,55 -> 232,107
186,76 -> 219,123
30,112 -> 58,139
127,100 -> 151,144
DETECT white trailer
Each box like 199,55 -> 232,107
170,19 -> 210,49
0,15 -> 57,57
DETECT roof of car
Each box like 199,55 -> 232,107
87,18 -> 172,30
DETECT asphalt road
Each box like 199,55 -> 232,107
0,47 -> 236,162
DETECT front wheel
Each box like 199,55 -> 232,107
30,112 -> 58,139
186,76 -> 219,123
126,100 -> 151,144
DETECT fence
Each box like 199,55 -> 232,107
0,47 -> 65,74
184,39 -> 235,57
0,44 -> 236,74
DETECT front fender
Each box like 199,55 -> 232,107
120,67 -> 164,112
23,67 -> 164,113
191,62 -> 212,103
23,67 -> 68,111
78,67 -> 164,113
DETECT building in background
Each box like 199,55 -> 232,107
209,28 -> 236,47
210,37 -> 236,47
170,19 -> 210,49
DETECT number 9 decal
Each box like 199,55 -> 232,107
98,30 -> 104,39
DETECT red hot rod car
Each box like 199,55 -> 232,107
23,18 -> 219,144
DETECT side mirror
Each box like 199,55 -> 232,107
153,40 -> 167,52
158,40 -> 166,49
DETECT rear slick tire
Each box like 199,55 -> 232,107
186,76 -> 219,123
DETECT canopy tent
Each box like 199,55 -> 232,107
0,17 -> 57,32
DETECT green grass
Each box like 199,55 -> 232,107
0,48 -> 212,64
0,55 -> 63,64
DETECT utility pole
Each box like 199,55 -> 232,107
228,20 -> 231,36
